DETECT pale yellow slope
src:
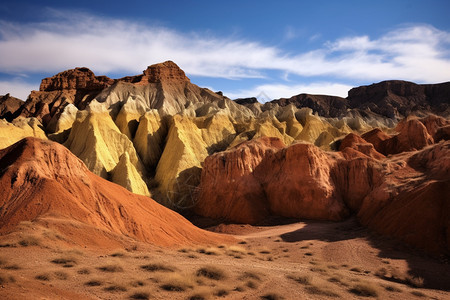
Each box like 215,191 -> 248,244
0,118 -> 47,150
111,152 -> 150,197
63,111 -> 145,180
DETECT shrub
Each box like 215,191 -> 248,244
196,266 -> 226,280
35,274 -> 51,281
129,291 -> 150,299
85,279 -> 103,286
104,284 -> 127,292
140,263 -> 175,272
97,265 -> 124,272
349,282 -> 379,297
287,274 -> 312,285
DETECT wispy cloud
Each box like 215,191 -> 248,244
0,78 -> 37,100
0,10 -> 449,99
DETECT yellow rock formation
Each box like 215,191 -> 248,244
133,110 -> 167,170
0,118 -> 47,150
63,111 -> 145,179
111,152 -> 150,197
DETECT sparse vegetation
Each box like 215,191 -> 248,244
214,288 -> 229,297
129,291 -> 150,299
54,271 -> 69,280
77,268 -> 90,275
405,276 -> 424,288
261,293 -> 285,300
411,290 -> 426,297
0,275 -> 16,284
35,273 -> 51,281
384,284 -> 402,292
3,264 -> 20,270
85,279 -> 103,286
349,282 -> 379,297
287,273 -> 312,285
196,266 -> 226,280
110,251 -> 126,257
18,236 -> 40,246
140,263 -> 175,272
104,284 -> 127,292
51,257 -> 77,268
239,271 -> 261,281
97,264 -> 124,272
204,247 -> 220,255
159,273 -> 195,292
306,284 -> 340,297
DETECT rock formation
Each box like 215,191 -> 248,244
0,137 -> 232,247
0,117 -> 47,150
195,134 -> 450,254
0,94 -> 23,121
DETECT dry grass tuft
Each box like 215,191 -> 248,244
306,284 -> 340,297
3,264 -> 20,270
260,293 -> 285,300
140,263 -> 175,272
159,273 -> 195,292
287,273 -> 312,285
35,273 -> 51,281
77,268 -> 90,275
104,284 -> 127,292
384,284 -> 402,292
110,251 -> 126,257
204,247 -> 220,255
187,287 -> 211,300
410,290 -> 426,297
246,280 -> 258,289
130,280 -> 145,287
196,266 -> 226,281
0,275 -> 16,284
349,282 -> 379,297
214,288 -> 229,297
259,248 -> 271,254
129,291 -> 150,299
54,271 -> 69,280
18,235 -> 40,247
51,257 -> 77,268
405,276 -> 424,288
239,271 -> 262,281
97,264 -> 124,272
85,279 -> 103,286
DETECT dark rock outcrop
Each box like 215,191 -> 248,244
0,94 -> 23,121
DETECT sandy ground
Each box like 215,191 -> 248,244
1,217 -> 449,299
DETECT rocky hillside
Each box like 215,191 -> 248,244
0,61 -> 449,217
195,115 -> 450,254
0,137 -> 232,248
265,80 -> 450,119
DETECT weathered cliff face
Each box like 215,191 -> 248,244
261,80 -> 450,120
347,80 -> 450,118
195,137 -> 286,223
271,94 -> 348,118
195,132 -> 450,254
195,137 -> 352,224
17,68 -> 115,130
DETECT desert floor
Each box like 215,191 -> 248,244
1,217 -> 449,299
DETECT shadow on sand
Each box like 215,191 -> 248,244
280,217 -> 450,291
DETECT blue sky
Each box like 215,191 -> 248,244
1,0 -> 450,101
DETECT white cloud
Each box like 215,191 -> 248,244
224,82 -> 353,101
0,11 -> 449,100
0,79 -> 37,100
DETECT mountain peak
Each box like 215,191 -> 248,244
142,60 -> 190,83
